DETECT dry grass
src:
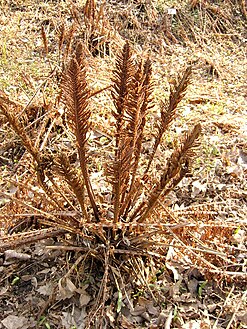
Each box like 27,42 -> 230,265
0,0 -> 246,328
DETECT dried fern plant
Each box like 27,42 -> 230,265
0,41 -> 201,325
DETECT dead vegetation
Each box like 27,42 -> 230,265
0,0 -> 246,328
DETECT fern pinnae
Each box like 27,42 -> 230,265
64,24 -> 76,63
169,66 -> 192,111
55,153 -> 88,221
75,42 -> 84,67
119,58 -> 153,218
138,123 -> 201,223
0,103 -> 40,163
61,56 -> 99,221
36,162 -> 68,211
108,42 -> 136,222
145,66 -> 192,174
41,25 -> 48,56
111,41 -> 135,149
131,60 -> 153,172
107,140 -> 133,223
58,23 -> 65,54
118,60 -> 144,212
178,123 -> 201,158
138,161 -> 190,224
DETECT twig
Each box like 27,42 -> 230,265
226,290 -> 247,329
213,285 -> 235,329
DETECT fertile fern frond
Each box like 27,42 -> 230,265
145,66 -> 192,174
107,42 -> 137,223
61,53 -> 99,221
0,103 -> 39,163
55,153 -> 88,221
106,140 -> 133,223
111,41 -> 135,148
168,65 -> 192,112
119,58 -> 154,218
107,43 -> 155,223
131,123 -> 201,223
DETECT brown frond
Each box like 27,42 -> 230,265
169,66 -> 192,113
141,58 -> 154,112
105,42 -> 138,223
158,123 -> 201,190
107,140 -> 133,223
116,66 -> 143,216
107,42 -> 153,223
55,153 -> 88,220
133,123 -> 201,223
145,66 -> 192,174
125,58 -> 153,142
64,24 -> 76,62
0,103 -> 39,162
130,59 -> 153,175
61,56 -> 99,221
58,23 -> 65,53
41,25 -> 48,56
75,42 -> 84,66
177,123 -> 201,160
83,0 -> 96,22
0,228 -> 66,252
35,155 -> 68,211
111,41 -> 135,148
119,58 -> 154,218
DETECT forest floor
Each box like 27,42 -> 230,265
0,0 -> 246,328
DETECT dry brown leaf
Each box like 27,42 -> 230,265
1,315 -> 33,329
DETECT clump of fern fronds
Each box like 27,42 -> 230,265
0,39 -> 201,264
0,41 -> 201,326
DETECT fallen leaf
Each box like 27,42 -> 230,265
1,315 -> 29,329
58,277 -> 77,300
191,180 -> 207,197
37,283 -> 54,296
79,292 -> 91,307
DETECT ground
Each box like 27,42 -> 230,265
0,0 -> 246,328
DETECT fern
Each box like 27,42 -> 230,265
61,54 -> 99,221
0,41 -> 201,240
0,41 -> 201,325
